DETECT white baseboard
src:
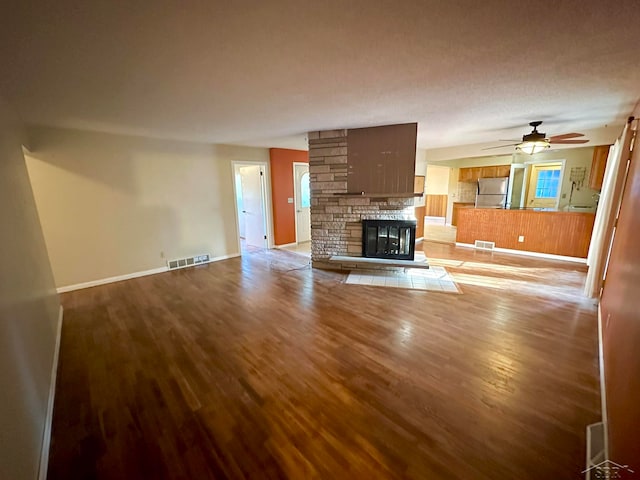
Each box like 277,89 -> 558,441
275,242 -> 297,248
454,242 -> 587,264
415,237 -> 424,242
38,305 -> 63,480
56,253 -> 241,293
57,267 -> 168,293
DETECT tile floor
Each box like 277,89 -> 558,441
345,266 -> 461,293
280,241 -> 311,258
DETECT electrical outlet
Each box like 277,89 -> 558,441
518,235 -> 525,242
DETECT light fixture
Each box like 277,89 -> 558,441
516,140 -> 550,155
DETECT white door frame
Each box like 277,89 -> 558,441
231,160 -> 274,254
292,162 -> 309,244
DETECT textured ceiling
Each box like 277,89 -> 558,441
1,0 -> 639,155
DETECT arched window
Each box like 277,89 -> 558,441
300,172 -> 310,208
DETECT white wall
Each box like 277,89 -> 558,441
425,165 -> 450,195
0,98 -> 60,480
26,126 -> 269,288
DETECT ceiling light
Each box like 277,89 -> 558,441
516,140 -> 550,155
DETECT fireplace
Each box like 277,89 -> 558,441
362,219 -> 416,260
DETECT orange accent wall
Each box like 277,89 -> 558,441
269,148 -> 308,246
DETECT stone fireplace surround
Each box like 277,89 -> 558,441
308,129 -> 416,270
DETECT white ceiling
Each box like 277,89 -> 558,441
2,0 -> 639,157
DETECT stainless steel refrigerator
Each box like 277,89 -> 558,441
475,177 -> 508,208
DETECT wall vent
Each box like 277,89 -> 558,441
474,240 -> 495,251
168,254 -> 211,270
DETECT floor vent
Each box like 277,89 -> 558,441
474,240 -> 495,251
168,254 -> 211,270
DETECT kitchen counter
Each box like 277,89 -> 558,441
456,208 -> 595,258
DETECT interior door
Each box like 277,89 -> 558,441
239,165 -> 266,248
294,164 -> 311,243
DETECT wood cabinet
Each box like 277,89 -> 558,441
589,145 -> 611,190
458,168 -> 473,182
458,165 -> 511,182
482,166 -> 497,178
496,164 -> 511,177
347,123 -> 417,195
470,167 -> 483,182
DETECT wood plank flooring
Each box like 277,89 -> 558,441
48,243 -> 601,479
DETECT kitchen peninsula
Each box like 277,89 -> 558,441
456,208 -> 595,258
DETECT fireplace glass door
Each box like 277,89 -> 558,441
362,220 -> 416,260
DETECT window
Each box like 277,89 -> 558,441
300,172 -> 310,208
534,169 -> 561,198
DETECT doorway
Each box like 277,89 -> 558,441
233,163 -> 268,250
293,163 -> 311,244
525,161 -> 564,209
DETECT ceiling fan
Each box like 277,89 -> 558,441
484,121 -> 589,154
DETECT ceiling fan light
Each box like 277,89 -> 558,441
516,140 -> 550,155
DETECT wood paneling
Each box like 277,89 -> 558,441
48,243 -> 600,479
456,209 -> 595,257
414,205 -> 425,238
425,194 -> 447,217
588,145 -> 610,190
451,202 -> 474,226
600,120 -> 640,470
347,123 -> 417,195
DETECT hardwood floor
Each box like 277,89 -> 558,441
48,243 -> 601,479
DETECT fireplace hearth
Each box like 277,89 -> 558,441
362,219 -> 416,260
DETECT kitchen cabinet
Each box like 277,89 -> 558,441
482,166 -> 497,178
496,164 -> 511,177
347,123 -> 417,195
589,145 -> 610,190
470,167 -> 483,182
458,168 -> 473,182
458,165 -> 511,182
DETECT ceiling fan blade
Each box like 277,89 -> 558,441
549,139 -> 589,144
548,133 -> 585,141
481,143 -> 519,150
